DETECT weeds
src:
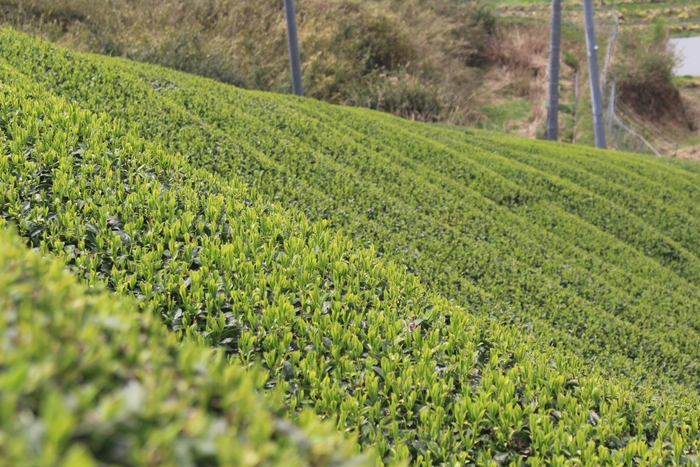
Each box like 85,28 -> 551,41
613,19 -> 690,127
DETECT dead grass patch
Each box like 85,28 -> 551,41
485,25 -> 549,79
475,23 -> 554,137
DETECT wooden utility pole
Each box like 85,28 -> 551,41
546,0 -> 562,141
283,0 -> 303,96
582,0 -> 607,148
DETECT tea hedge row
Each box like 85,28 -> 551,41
396,119 -> 700,268
214,93 -> 700,391
0,227 -> 371,467
1,52 -> 700,465
10,31 -> 698,396
305,106 -> 700,369
311,103 -> 700,282
379,118 -> 700,321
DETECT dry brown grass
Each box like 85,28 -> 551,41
684,95 -> 700,133
478,23 -> 554,136
486,24 -> 550,104
0,0 -> 496,124
674,143 -> 700,161
485,25 -> 549,79
612,20 -> 691,128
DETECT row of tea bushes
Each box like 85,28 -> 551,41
0,227 -> 371,467
395,119 -> 700,274
301,105 -> 700,386
201,79 -> 700,393
1,30 -> 699,464
36,43 -> 700,395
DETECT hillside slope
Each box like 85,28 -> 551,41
1,30 -> 699,465
3,28 -> 699,392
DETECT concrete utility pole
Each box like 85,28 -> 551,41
546,0 -> 562,141
283,0 -> 303,96
582,0 -> 607,148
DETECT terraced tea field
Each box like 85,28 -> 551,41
1,29 -> 699,465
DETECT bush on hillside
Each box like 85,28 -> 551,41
613,20 -> 690,126
343,70 -> 443,122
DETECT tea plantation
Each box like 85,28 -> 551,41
0,29 -> 699,465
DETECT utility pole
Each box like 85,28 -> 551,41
283,0 -> 303,96
582,0 -> 606,148
546,0 -> 562,141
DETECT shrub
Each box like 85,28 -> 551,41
613,19 -> 690,126
563,51 -> 579,70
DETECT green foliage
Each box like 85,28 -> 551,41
478,99 -> 531,130
345,71 -> 443,122
1,29 -> 700,465
0,228 -> 371,467
16,28 -> 694,394
617,18 -> 676,85
474,7 -> 497,36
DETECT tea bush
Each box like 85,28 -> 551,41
0,30 -> 699,465
0,228 -> 371,467
5,28 -> 697,395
